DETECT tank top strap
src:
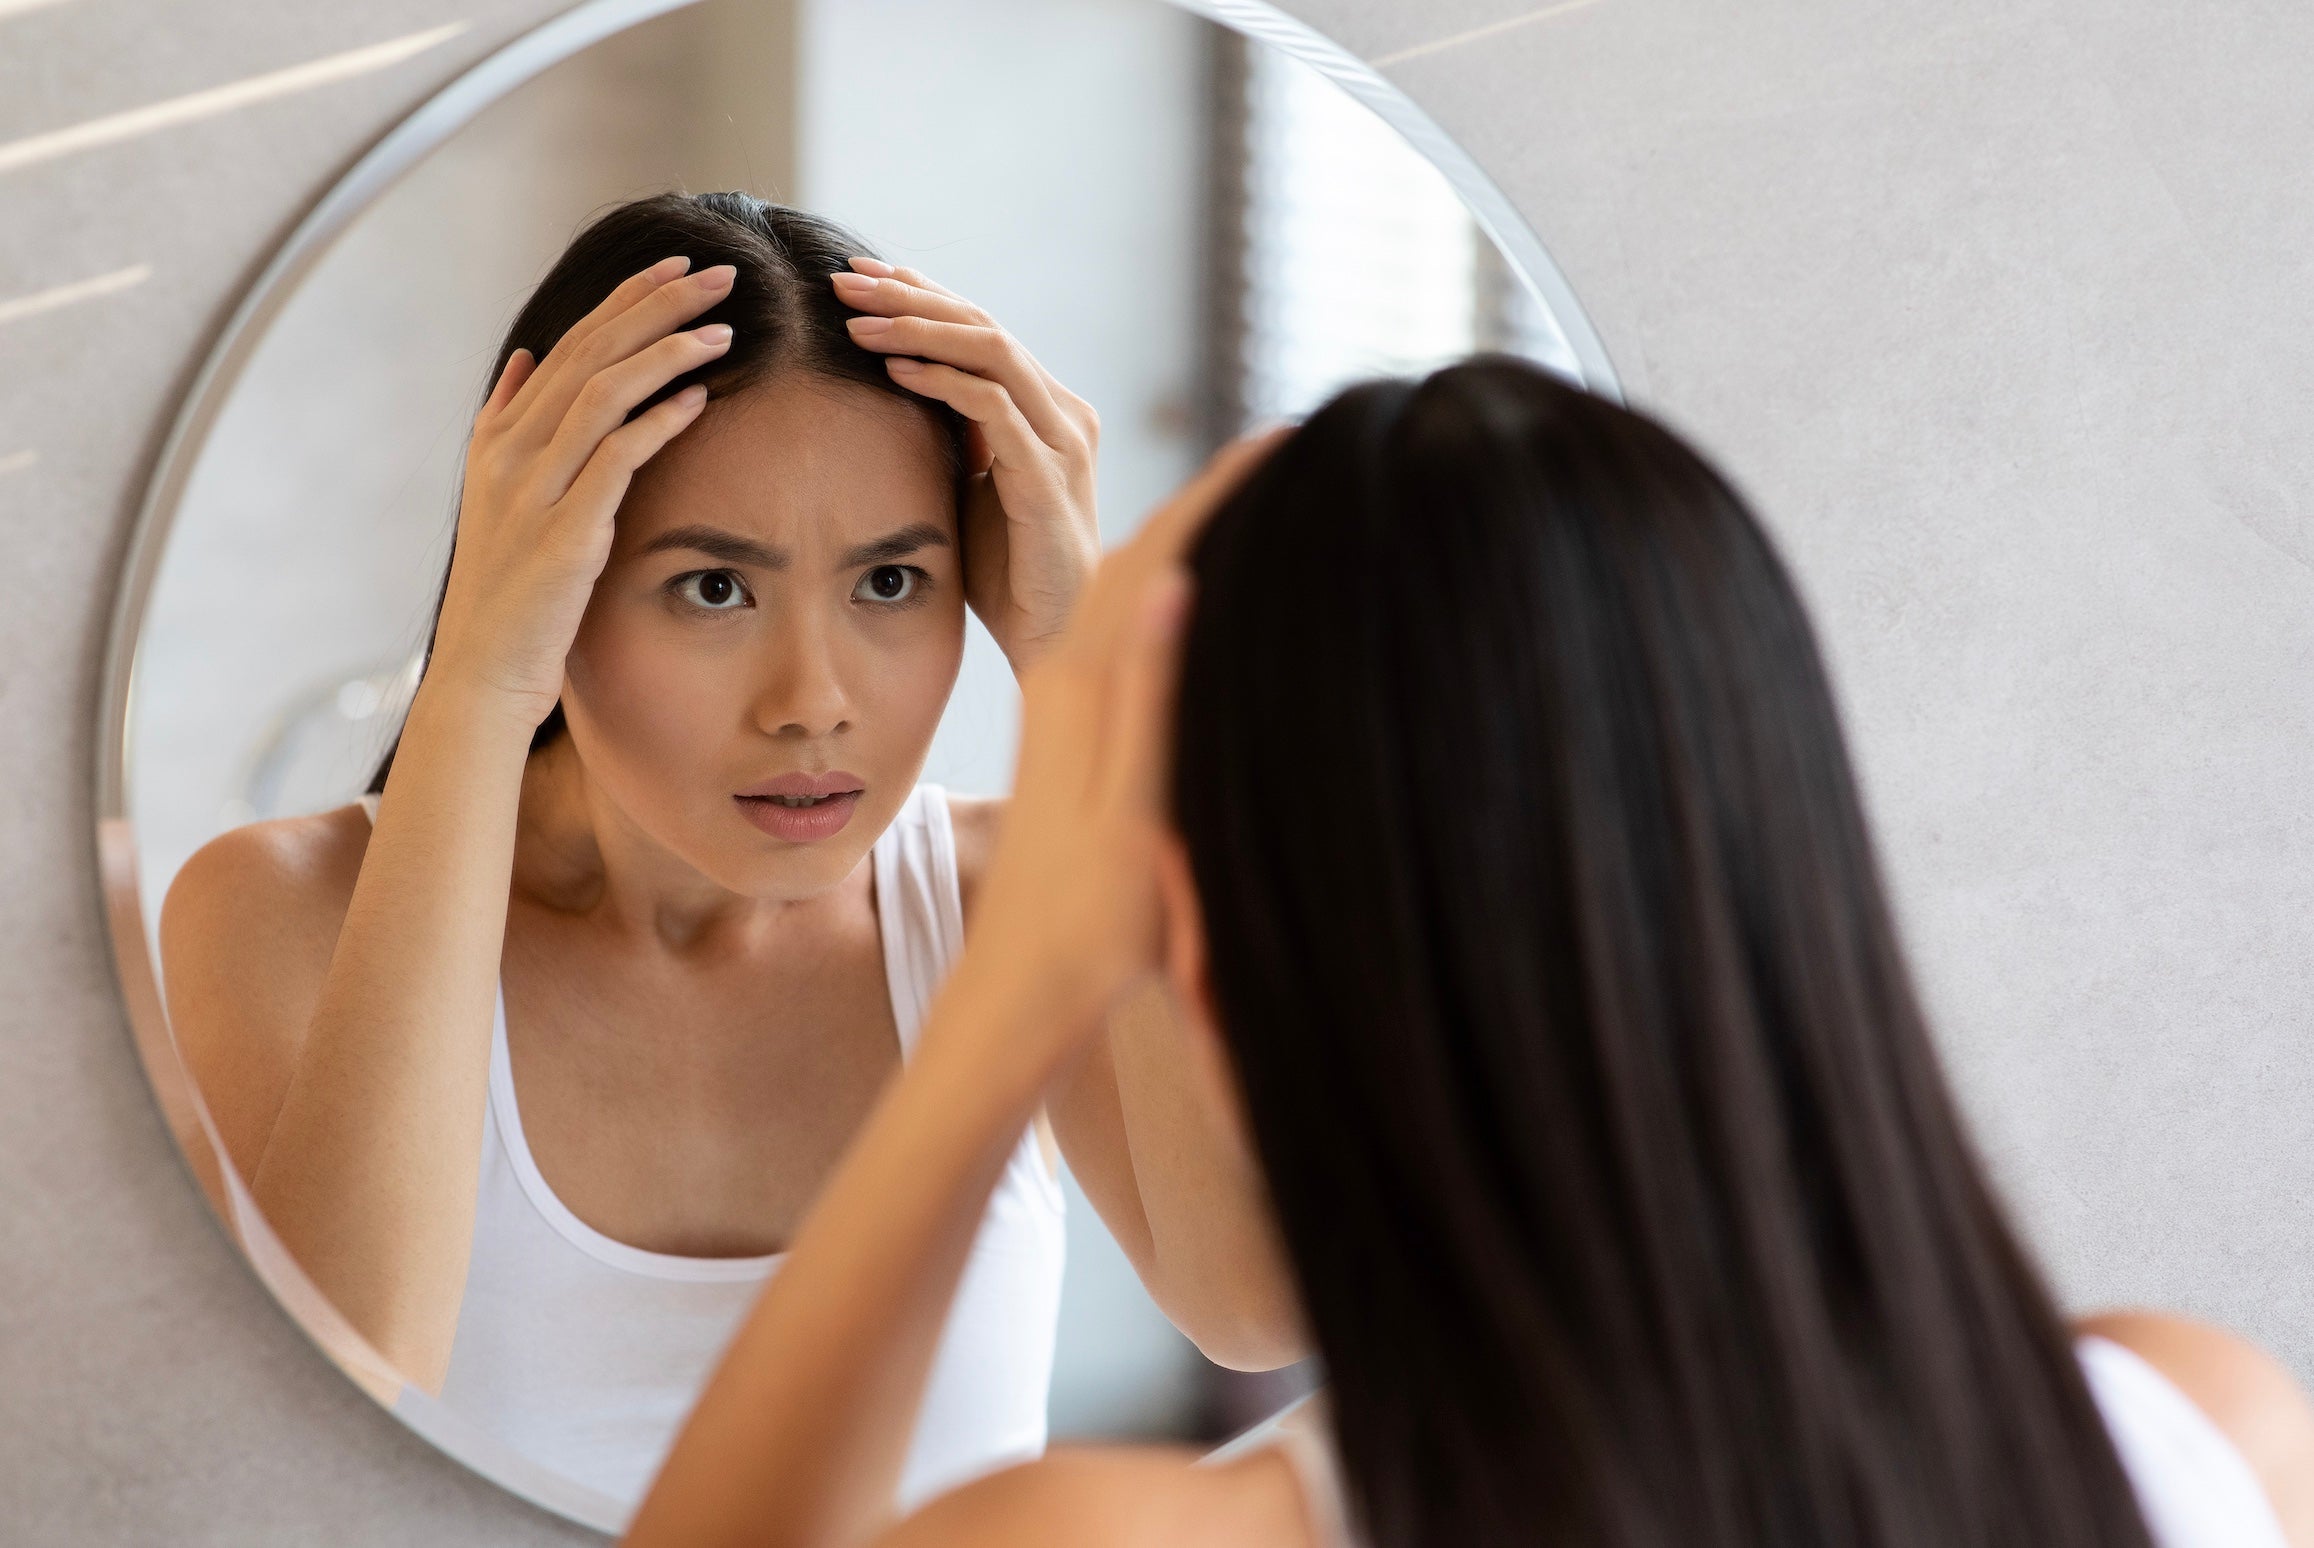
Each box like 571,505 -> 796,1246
871,785 -> 964,1060
2078,1335 -> 2291,1548
1233,1351 -> 2287,1548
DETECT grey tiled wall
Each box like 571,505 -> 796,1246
4,0 -> 2310,1539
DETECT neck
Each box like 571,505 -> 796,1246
512,734 -> 862,949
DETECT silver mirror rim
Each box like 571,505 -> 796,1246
90,0 -> 1621,1529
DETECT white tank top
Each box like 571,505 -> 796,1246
379,785 -> 1066,1513
1244,1337 -> 2289,1548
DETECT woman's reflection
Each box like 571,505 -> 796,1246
157,192 -> 1292,1505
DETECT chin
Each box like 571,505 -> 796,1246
699,816 -> 880,902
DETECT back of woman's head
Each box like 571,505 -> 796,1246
369,191 -> 964,792
1172,358 -> 2153,1548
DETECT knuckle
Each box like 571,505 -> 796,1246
576,372 -> 621,412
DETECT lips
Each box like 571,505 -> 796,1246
733,771 -> 866,844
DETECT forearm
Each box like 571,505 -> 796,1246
627,957 -> 1078,1548
251,674 -> 533,1387
1053,978 -> 1306,1371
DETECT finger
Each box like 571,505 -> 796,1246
848,256 -> 968,305
513,264 -> 737,445
1097,568 -> 1194,815
851,316 -> 1075,447
829,269 -> 988,328
884,359 -> 1059,481
504,255 -> 689,425
852,263 -> 1090,438
557,383 -> 710,519
476,349 -> 536,428
832,268 -> 1091,452
534,324 -> 733,498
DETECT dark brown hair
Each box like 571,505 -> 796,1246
1173,357 -> 2156,1548
369,191 -> 964,792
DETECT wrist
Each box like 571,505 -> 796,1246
923,947 -> 1110,1095
998,625 -> 1066,680
404,667 -> 551,753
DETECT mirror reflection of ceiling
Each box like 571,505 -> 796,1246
123,0 -> 1591,1517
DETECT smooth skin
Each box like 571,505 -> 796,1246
623,437 -> 2314,1548
160,253 -> 1296,1394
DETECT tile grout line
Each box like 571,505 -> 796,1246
0,21 -> 470,176
1370,0 -> 1610,69
0,264 -> 152,327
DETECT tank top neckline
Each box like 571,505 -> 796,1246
356,784 -> 956,1283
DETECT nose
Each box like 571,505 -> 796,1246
749,600 -> 855,741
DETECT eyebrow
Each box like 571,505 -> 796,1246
839,522 -> 952,568
640,521 -> 952,572
641,525 -> 787,569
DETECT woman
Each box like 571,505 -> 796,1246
159,193 -> 1292,1507
626,358 -> 2314,1547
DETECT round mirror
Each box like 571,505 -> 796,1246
97,0 -> 1615,1530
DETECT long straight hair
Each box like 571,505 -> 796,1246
1172,358 -> 2155,1548
367,191 -> 965,793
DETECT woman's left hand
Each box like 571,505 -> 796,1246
832,260 -> 1099,674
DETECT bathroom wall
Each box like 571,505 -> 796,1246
3,0 -> 2310,1539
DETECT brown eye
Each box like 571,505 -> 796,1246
674,570 -> 750,610
855,565 -> 919,603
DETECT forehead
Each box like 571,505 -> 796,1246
618,373 -> 953,550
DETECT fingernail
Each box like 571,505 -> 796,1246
696,323 -> 733,345
700,264 -> 737,291
886,357 -> 924,374
830,271 -> 875,293
846,315 -> 894,337
649,255 -> 692,280
677,384 -> 709,406
850,256 -> 896,278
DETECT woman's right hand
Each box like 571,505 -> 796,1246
426,255 -> 738,729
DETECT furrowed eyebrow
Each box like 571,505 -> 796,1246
840,523 -> 952,569
639,525 -> 788,569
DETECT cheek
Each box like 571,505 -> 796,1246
564,604 -> 730,774
878,607 -> 967,733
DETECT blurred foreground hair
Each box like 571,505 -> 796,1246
1174,358 -> 2156,1548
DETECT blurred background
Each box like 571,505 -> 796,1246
127,0 -> 1572,1447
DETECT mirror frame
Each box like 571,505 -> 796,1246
92,0 -> 1621,1528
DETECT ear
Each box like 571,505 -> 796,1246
1156,828 -> 1218,1043
1156,826 -> 1261,1160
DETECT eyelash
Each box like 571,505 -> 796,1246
854,564 -> 934,609
667,569 -> 753,612
663,565 -> 936,614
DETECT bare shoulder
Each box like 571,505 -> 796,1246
877,1445 -> 1315,1548
159,804 -> 374,1172
2078,1309 -> 2314,1542
942,792 -> 1006,922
